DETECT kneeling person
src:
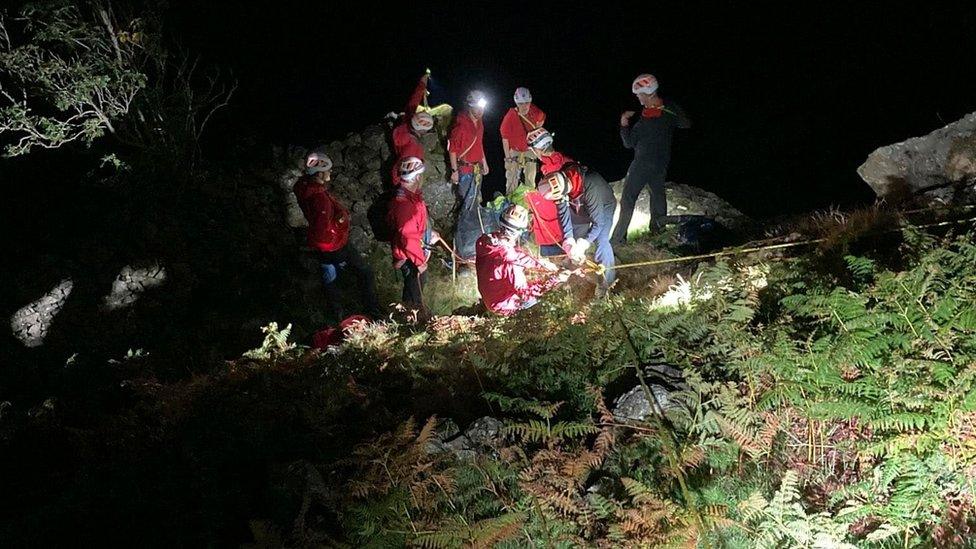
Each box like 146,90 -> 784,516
476,204 -> 568,316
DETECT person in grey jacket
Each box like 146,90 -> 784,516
611,73 -> 691,245
538,165 -> 617,289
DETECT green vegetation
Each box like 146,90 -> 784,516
8,216 -> 976,546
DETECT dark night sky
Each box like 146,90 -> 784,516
171,1 -> 976,218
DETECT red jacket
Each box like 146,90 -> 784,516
293,175 -> 350,252
391,78 -> 429,184
448,111 -> 485,170
388,187 -> 430,268
525,190 -> 564,246
476,232 -> 561,316
500,104 -> 546,152
392,123 -> 425,161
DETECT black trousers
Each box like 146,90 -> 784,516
399,260 -> 427,308
317,243 -> 381,319
611,162 -> 668,243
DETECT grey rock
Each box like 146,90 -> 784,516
586,476 -> 615,496
610,180 -> 749,232
612,385 -> 676,421
10,279 -> 74,347
858,111 -> 976,203
344,132 -> 362,147
362,125 -> 387,151
464,416 -> 505,447
348,225 -> 368,253
358,170 -> 383,191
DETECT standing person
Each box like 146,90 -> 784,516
611,73 -> 691,244
390,73 -> 434,184
475,204 -> 569,316
448,90 -> 489,212
388,157 -> 440,311
293,149 -> 381,319
538,165 -> 618,292
500,87 -> 546,195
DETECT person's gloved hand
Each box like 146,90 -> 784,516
561,238 -> 576,257
430,230 -> 441,245
570,238 -> 591,263
556,270 -> 572,283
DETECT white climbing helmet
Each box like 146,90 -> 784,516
500,203 -> 530,232
411,111 -> 434,132
466,89 -> 488,109
399,156 -> 426,182
513,87 -> 532,104
305,149 -> 333,175
631,73 -> 659,95
538,171 -> 569,201
526,127 -> 553,151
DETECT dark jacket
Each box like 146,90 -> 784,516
555,168 -> 617,243
620,100 -> 691,170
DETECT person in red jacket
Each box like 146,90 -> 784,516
390,73 -> 434,185
524,189 -> 565,257
449,90 -> 489,211
388,156 -> 441,310
294,149 -> 381,320
526,127 -> 581,257
476,204 -> 569,316
500,87 -> 546,195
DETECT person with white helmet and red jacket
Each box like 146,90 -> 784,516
448,90 -> 489,212
611,73 -> 691,244
500,87 -> 546,195
476,204 -> 570,316
294,148 -> 381,319
388,156 -> 441,310
525,127 -> 582,257
390,73 -> 434,185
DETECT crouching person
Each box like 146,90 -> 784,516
294,148 -> 381,319
388,157 -> 440,311
538,165 -> 618,293
476,204 -> 570,316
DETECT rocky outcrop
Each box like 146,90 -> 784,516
858,111 -> 976,205
10,278 -> 74,348
610,180 -> 749,232
611,363 -> 687,421
426,416 -> 505,461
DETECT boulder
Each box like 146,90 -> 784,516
464,416 -> 505,447
612,385 -> 676,421
858,111 -> 976,204
610,180 -> 749,233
